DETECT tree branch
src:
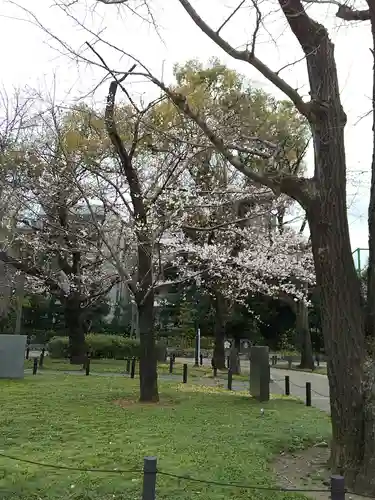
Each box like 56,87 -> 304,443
105,78 -> 146,218
216,0 -> 246,34
177,0 -> 311,118
302,0 -> 370,21
0,250 -> 63,297
138,72 -> 314,205
182,216 -> 264,232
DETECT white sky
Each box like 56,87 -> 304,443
0,0 -> 372,261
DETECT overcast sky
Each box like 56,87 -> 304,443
0,0 -> 372,265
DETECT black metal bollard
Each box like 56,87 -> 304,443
85,353 -> 90,376
126,358 -> 131,374
306,382 -> 311,406
183,363 -> 188,383
172,353 -> 176,363
25,346 -> 30,360
226,356 -> 230,370
39,348 -> 45,368
316,354 -> 320,367
199,353 -> 203,366
130,358 -> 136,379
285,375 -> 290,396
213,366 -> 217,377
330,475 -> 345,500
142,457 -> 157,500
169,356 -> 174,374
227,369 -> 233,391
32,357 -> 38,375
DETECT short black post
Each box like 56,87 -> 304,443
142,456 -> 157,500
200,353 -> 203,366
172,353 -> 176,363
183,363 -> 188,383
306,382 -> 311,406
226,356 -> 230,369
213,366 -> 217,377
227,369 -> 233,390
130,358 -> 136,379
330,475 -> 345,500
126,358 -> 131,374
316,354 -> 320,367
25,346 -> 30,360
39,348 -> 45,368
285,375 -> 290,396
169,356 -> 173,374
85,352 -> 90,376
32,357 -> 38,375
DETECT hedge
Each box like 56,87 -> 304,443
48,334 -> 167,361
166,347 -> 213,358
157,335 -> 214,350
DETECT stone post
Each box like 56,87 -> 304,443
249,345 -> 270,402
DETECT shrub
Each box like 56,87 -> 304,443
48,337 -> 69,358
158,335 -> 214,350
48,334 -> 166,360
166,347 -> 213,358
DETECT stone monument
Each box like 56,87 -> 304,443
249,345 -> 270,402
0,334 -> 27,379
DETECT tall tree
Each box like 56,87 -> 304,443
66,61 -> 197,401
93,0 -> 374,492
0,103 -> 120,363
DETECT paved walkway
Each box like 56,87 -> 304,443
175,357 -> 330,412
270,368 -> 330,412
25,358 -> 331,413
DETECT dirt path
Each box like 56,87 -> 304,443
274,446 -> 371,499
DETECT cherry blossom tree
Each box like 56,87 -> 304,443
0,101 -> 121,363
165,179 -> 315,367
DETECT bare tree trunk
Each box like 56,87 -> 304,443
104,76 -> 159,403
295,301 -> 314,370
0,262 -> 12,326
280,0 -> 369,489
64,296 -> 86,365
229,346 -> 241,375
308,203 -> 365,482
14,272 -> 25,335
136,235 -> 159,403
212,290 -> 226,369
367,7 -> 375,343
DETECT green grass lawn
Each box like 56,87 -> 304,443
24,357 -> 250,381
0,374 -> 331,500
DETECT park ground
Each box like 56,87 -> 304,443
0,372 -> 334,500
24,356 -> 332,412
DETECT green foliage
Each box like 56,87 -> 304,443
279,330 -> 298,353
0,290 -> 116,339
48,334 -> 165,360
